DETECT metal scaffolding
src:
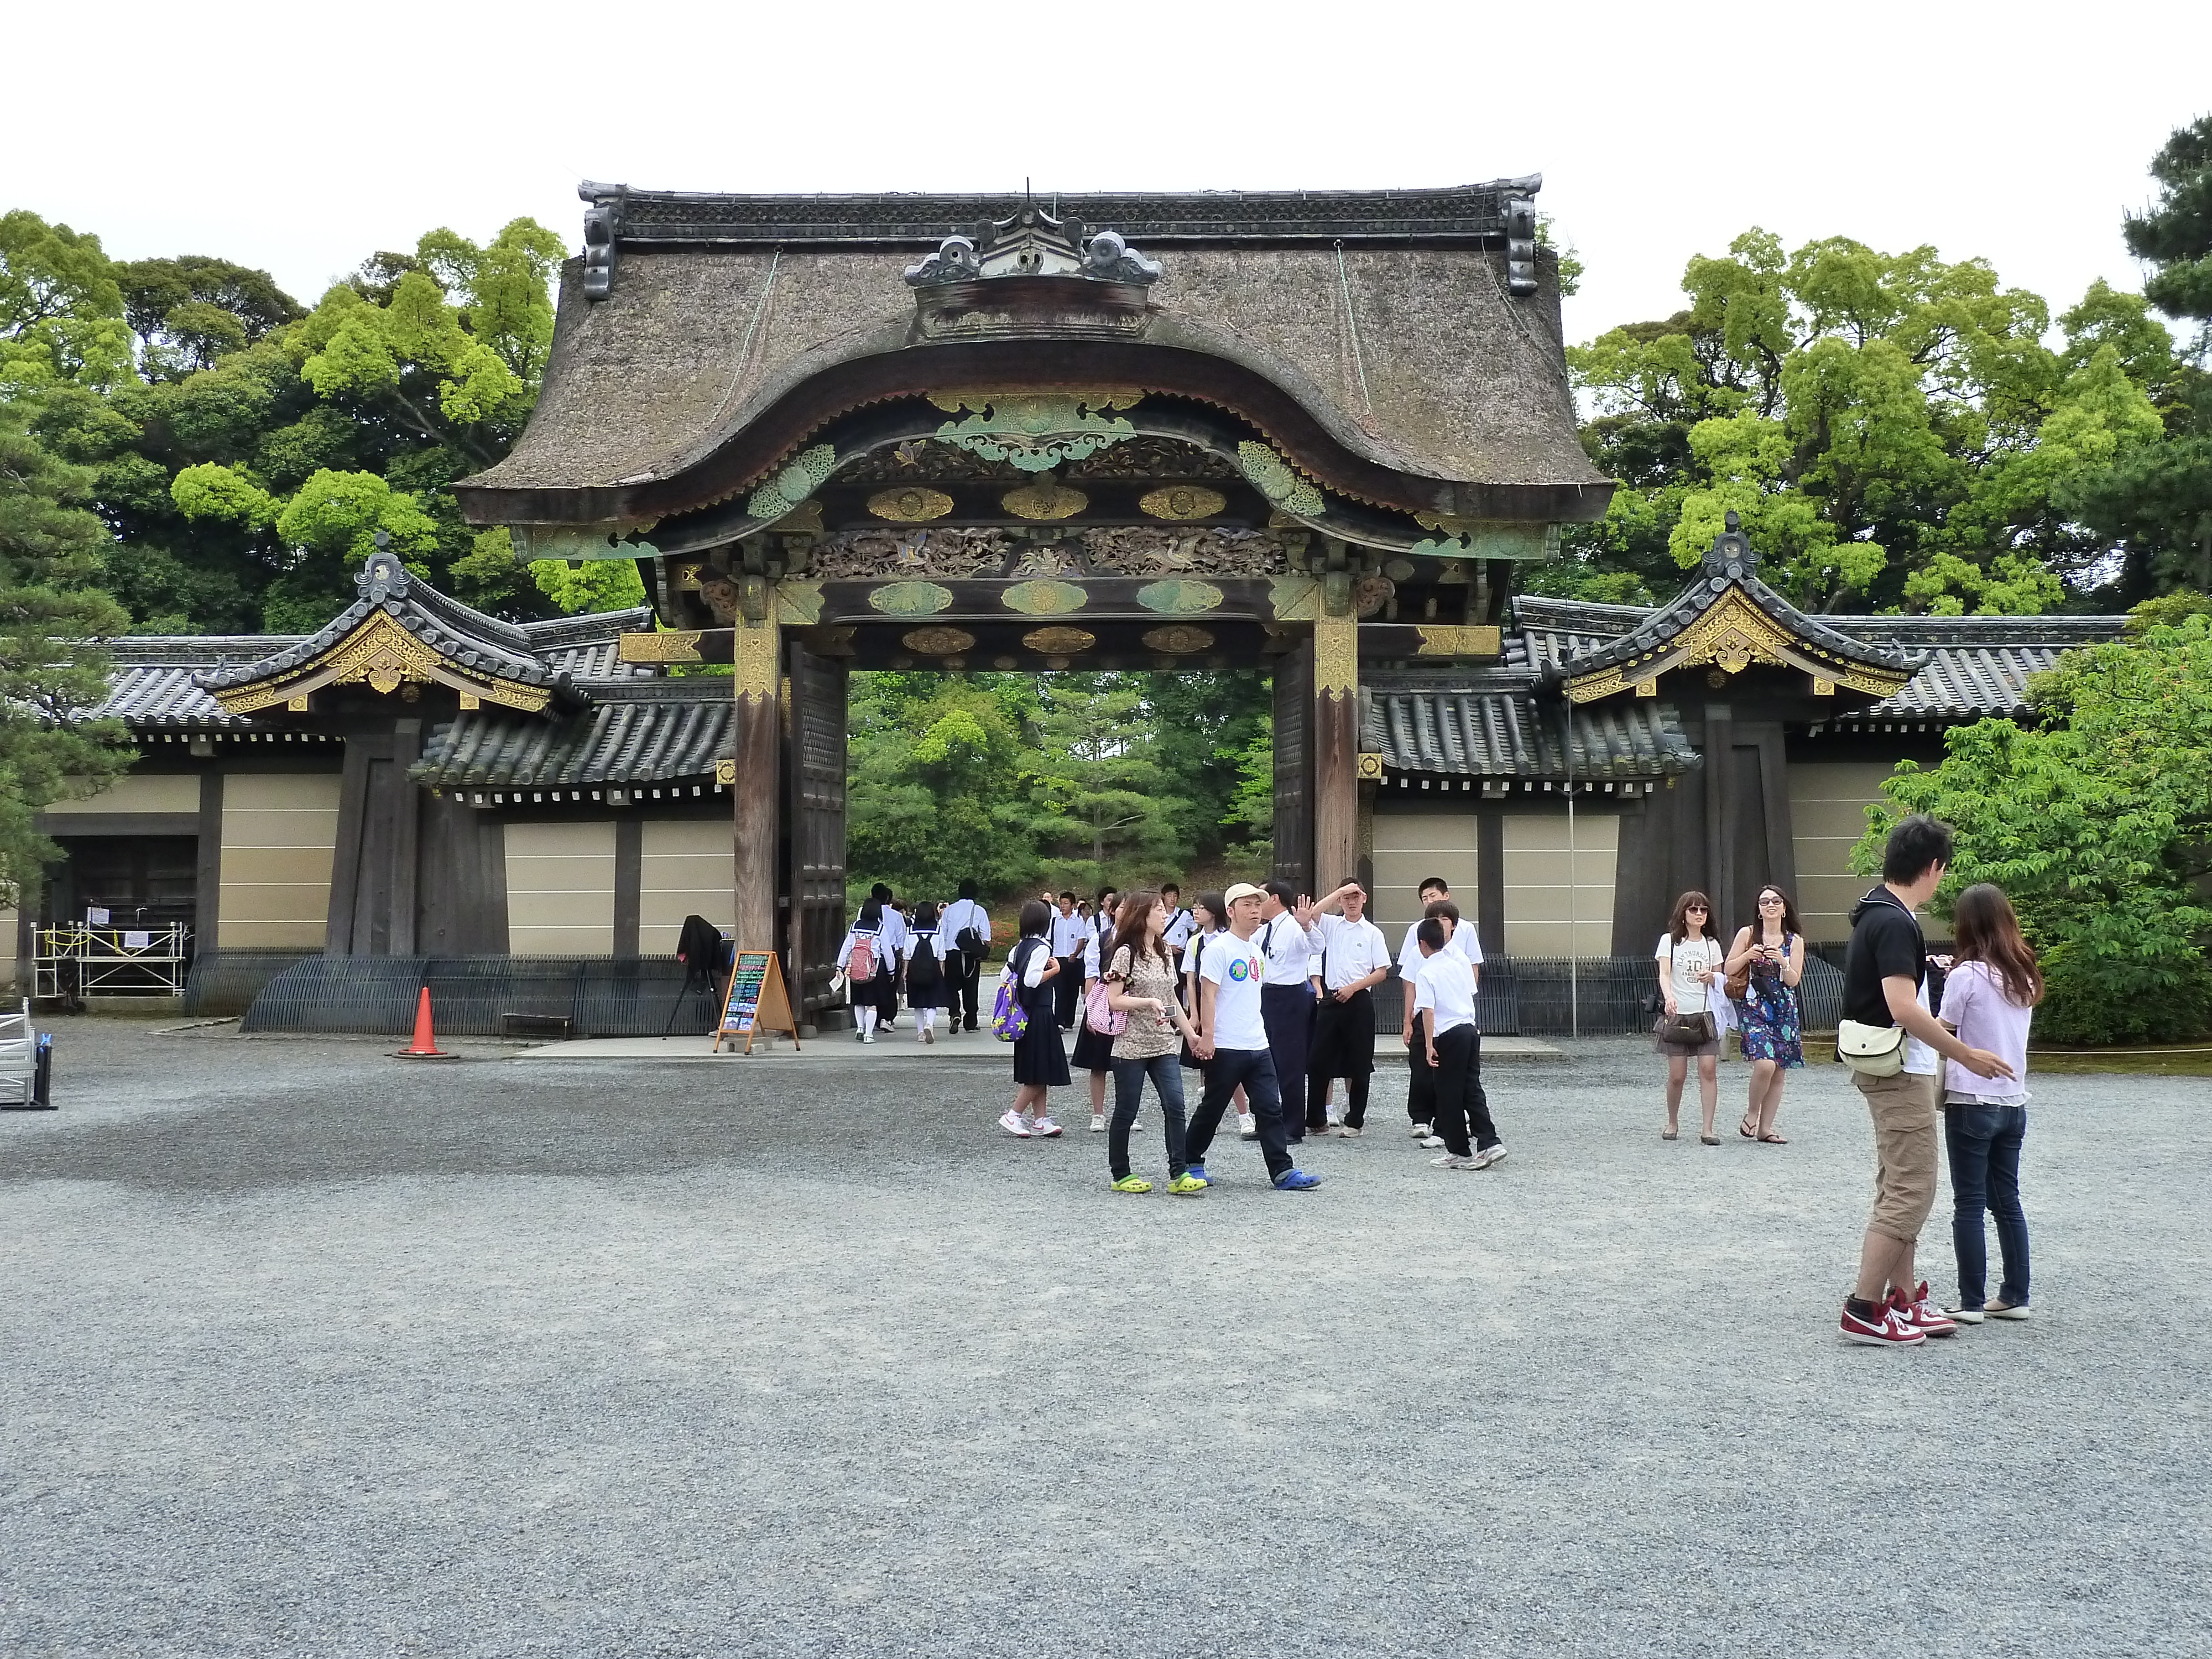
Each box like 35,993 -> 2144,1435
34,925 -> 192,1000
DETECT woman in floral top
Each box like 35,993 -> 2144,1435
1102,889 -> 1209,1196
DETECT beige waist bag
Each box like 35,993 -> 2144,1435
1837,1019 -> 1907,1077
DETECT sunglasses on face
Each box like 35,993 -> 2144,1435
1760,896 -> 1785,906
1685,906 -> 1708,914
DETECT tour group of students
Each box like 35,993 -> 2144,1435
995,874 -> 1506,1194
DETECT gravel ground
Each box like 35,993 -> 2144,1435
2,1020 -> 2206,1658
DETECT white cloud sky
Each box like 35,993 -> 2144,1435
7,0 -> 2208,343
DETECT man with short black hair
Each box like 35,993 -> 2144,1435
1397,879 -> 1479,1140
1256,878 -> 1356,1146
1160,882 -> 1194,975
1839,814 -> 2012,1347
941,879 -> 991,1032
1050,890 -> 1086,1028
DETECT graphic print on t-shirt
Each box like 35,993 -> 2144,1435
1228,957 -> 1251,980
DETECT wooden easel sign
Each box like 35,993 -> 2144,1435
713,950 -> 801,1053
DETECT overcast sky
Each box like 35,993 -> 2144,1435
9,0 -> 2208,345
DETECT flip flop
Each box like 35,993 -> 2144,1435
1759,1131 -> 1790,1144
1739,1115 -> 1758,1139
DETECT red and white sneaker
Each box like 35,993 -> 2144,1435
1841,1299 -> 1926,1346
1890,1282 -> 1959,1339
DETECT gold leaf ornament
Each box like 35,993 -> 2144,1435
902,626 -> 977,655
1022,626 -> 1096,654
1139,485 -> 1227,521
1141,625 -> 1215,654
1000,478 -> 1089,520
867,486 -> 954,523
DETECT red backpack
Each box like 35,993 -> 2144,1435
848,931 -> 876,982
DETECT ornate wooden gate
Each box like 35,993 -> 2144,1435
1271,637 -> 1313,891
784,644 -> 848,1022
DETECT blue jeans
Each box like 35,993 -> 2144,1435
1110,1053 -> 1188,1181
1944,1103 -> 2030,1306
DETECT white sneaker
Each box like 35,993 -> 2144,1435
1410,1122 -> 1432,1140
1326,1116 -> 1344,1130
998,1109 -> 1032,1138
1473,1145 -> 1507,1169
859,1032 -> 876,1044
1944,1303 -> 1987,1325
1335,1124 -> 1362,1138
1237,1114 -> 1258,1139
1431,1152 -> 1481,1170
1089,1113 -> 1107,1133
1418,1134 -> 1446,1149
1032,1117 -> 1065,1138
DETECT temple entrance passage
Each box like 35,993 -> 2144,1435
454,187 -> 1619,1017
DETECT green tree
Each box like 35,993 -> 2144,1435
1027,677 -> 1179,877
0,403 -> 133,902
846,675 -> 1041,902
1851,607 -> 2212,1044
0,211 -> 135,392
116,254 -> 305,380
1569,230 -> 2181,612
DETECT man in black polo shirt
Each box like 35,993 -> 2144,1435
1839,815 -> 2013,1347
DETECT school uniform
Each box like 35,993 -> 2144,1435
834,927 -> 896,1019
902,927 -> 947,1009
1070,921 -> 1117,1075
1307,913 -> 1391,1130
1049,908 -> 1087,1028
1183,930 -> 1295,1181
1415,950 -> 1500,1158
1399,920 -> 1482,1128
940,896 -> 990,1030
1006,936 -> 1070,1088
1256,910 -> 1320,1143
1162,905 -> 1196,974
877,908 -> 911,1021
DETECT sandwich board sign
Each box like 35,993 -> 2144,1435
714,950 -> 801,1054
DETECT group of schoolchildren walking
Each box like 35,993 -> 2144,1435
833,818 -> 2041,1340
831,880 -> 994,1042
1650,813 -> 2042,1344
994,874 -> 1506,1195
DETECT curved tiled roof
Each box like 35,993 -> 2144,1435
1364,682 -> 1696,780
412,681 -> 732,789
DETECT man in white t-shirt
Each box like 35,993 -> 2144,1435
1413,917 -> 1506,1170
1397,880 -> 1481,1138
1183,882 -> 1320,1191
940,880 -> 991,1032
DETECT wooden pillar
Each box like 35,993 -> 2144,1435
731,604 -> 781,950
1311,608 -> 1359,893
1702,701 -> 1733,924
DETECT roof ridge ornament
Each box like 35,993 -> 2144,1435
1702,509 -> 1757,582
904,205 -> 1161,288
580,181 -> 628,301
359,530 -> 413,603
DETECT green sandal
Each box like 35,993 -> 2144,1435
1111,1175 -> 1153,1194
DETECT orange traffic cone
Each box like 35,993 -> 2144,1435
395,986 -> 452,1059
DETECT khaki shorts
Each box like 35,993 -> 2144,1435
1854,1068 -> 1940,1244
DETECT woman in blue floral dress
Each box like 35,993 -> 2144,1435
1724,884 -> 1805,1143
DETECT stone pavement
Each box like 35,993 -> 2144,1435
2,1020 -> 2204,1657
520,1025 -> 1563,1063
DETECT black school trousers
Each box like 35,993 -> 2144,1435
1431,1024 -> 1500,1157
950,951 -> 984,1030
1053,956 -> 1083,1027
1183,1046 -> 1294,1181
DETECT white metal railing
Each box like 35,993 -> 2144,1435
35,924 -> 192,998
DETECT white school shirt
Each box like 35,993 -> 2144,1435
940,898 -> 990,952
1198,930 -> 1269,1050
1008,936 -> 1051,988
1257,911 -> 1317,987
1162,906 -> 1196,953
1082,926 -> 1102,981
857,907 -> 906,957
1413,951 -> 1479,1036
835,928 -> 883,977
1397,920 -> 1482,977
1314,914 -> 1392,992
1049,910 -> 1087,957
1656,933 -> 1723,1014
901,929 -> 940,968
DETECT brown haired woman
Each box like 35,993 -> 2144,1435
1654,891 -> 1724,1142
1101,889 -> 1209,1195
1724,884 -> 1806,1142
1935,883 -> 2042,1322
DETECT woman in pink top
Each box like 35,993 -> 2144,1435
1936,884 -> 2041,1323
